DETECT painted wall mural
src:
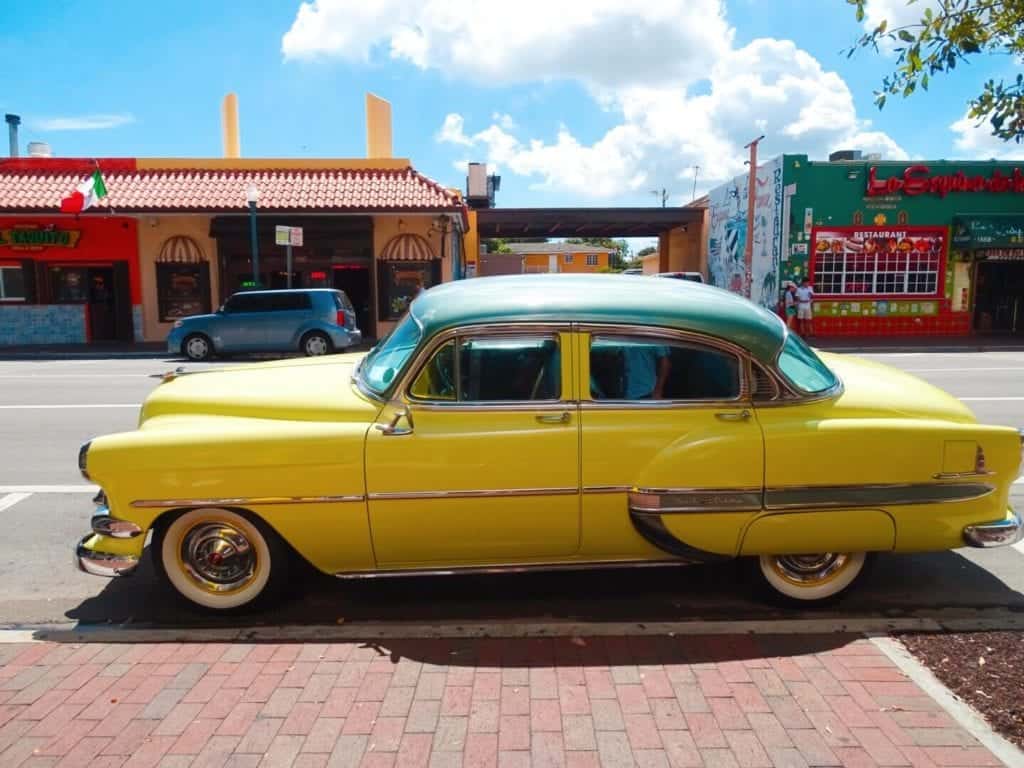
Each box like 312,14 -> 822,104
707,156 -> 783,311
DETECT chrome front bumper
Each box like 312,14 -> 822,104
75,535 -> 139,577
963,509 -> 1023,548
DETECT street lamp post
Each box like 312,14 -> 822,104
246,184 -> 260,286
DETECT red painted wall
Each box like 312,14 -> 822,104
0,216 -> 141,303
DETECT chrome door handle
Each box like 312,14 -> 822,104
536,411 -> 571,424
715,409 -> 751,422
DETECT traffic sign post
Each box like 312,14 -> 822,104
275,226 -> 303,289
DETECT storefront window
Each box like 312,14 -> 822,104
0,265 -> 25,301
49,266 -> 90,302
812,228 -> 944,296
378,260 -> 441,320
156,262 -> 211,321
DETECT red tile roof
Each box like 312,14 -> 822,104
0,160 -> 464,215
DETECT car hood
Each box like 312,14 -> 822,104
820,352 -> 976,424
139,352 -> 379,425
174,313 -> 219,324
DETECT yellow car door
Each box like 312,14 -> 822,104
577,327 -> 765,561
364,326 -> 581,567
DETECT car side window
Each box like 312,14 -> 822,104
410,335 -> 561,403
590,335 -> 740,401
224,294 -> 265,313
270,293 -> 311,311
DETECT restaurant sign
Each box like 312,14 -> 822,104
866,165 -> 1024,198
0,226 -> 82,249
952,216 -> 1024,248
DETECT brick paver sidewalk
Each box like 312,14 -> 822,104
0,633 -> 1004,768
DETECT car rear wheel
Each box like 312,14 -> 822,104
152,508 -> 288,612
754,552 -> 869,605
182,333 -> 213,362
301,331 -> 332,357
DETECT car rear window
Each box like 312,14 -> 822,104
333,291 -> 354,311
777,334 -> 838,394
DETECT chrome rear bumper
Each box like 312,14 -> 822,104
963,509 -> 1023,548
75,535 -> 139,577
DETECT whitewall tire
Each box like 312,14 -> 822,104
756,552 -> 868,604
155,508 -> 286,611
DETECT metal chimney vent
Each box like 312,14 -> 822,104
27,141 -> 52,158
4,114 -> 20,157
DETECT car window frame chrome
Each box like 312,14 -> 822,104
575,322 -> 751,409
767,324 -> 844,404
397,322 -> 575,412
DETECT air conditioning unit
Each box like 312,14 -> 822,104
467,163 -> 487,199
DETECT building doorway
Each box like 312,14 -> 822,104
974,260 -> 1024,334
333,264 -> 371,336
47,263 -> 133,342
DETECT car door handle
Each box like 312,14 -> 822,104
715,409 -> 751,422
536,411 -> 571,424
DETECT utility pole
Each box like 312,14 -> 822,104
691,165 -> 700,202
650,188 -> 669,208
742,135 -> 764,299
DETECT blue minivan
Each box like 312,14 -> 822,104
167,289 -> 362,361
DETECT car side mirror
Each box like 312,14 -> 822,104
374,403 -> 415,436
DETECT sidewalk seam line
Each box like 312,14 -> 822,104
868,634 -> 1024,768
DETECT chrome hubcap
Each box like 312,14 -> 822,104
771,553 -> 848,584
306,336 -> 328,355
180,523 -> 256,593
187,338 -> 208,358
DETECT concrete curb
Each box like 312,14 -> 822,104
2,611 -> 1023,643
871,635 -> 1024,768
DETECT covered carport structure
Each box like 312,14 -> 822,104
473,206 -> 707,273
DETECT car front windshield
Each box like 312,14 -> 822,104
357,313 -> 422,396
777,334 -> 838,394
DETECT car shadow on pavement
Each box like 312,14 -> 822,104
61,547 -> 1024,630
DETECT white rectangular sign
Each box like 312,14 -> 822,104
275,225 -> 291,246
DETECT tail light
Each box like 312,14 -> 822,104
336,310 -> 347,327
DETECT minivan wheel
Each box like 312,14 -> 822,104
182,333 -> 213,361
301,331 -> 332,357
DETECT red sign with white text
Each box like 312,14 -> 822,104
866,165 -> 1024,198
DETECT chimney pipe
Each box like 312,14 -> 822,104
5,114 -> 20,158
365,93 -> 393,159
221,94 -> 240,158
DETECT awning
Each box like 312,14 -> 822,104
952,215 -> 1024,249
379,233 -> 437,261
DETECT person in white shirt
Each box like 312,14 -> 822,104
795,278 -> 814,336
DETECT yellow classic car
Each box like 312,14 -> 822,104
76,274 -> 1023,612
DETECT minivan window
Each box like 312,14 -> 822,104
269,293 -> 312,311
224,293 -> 269,313
777,334 -> 838,394
358,313 -> 422,396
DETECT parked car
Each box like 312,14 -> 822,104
655,271 -> 704,283
620,268 -> 643,275
166,289 -> 361,361
78,274 -> 1021,612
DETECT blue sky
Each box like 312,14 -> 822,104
1,0 -> 1019,210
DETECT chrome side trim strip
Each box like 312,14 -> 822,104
583,485 -> 632,494
131,494 -> 366,509
335,558 -> 687,579
932,471 -> 995,480
367,487 -> 578,501
629,488 -> 763,515
764,482 -> 994,510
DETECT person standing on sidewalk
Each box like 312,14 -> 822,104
783,282 -> 798,330
795,278 -> 815,337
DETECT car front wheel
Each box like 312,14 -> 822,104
152,508 -> 288,612
182,333 -> 213,362
754,552 -> 869,605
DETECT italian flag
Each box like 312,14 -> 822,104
60,169 -> 108,213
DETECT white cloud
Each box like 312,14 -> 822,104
950,111 -> 1024,160
860,0 -> 939,52
283,0 -> 732,89
439,38 -> 907,200
34,114 -> 135,131
283,0 -> 905,201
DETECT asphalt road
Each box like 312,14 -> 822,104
0,350 -> 1021,628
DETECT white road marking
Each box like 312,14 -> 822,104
0,493 -> 31,512
903,367 -> 1024,373
958,397 -> 1024,402
0,404 -> 139,410
1014,477 -> 1024,485
0,485 -> 98,493
1014,541 -> 1024,556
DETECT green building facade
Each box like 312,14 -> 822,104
707,154 -> 1024,336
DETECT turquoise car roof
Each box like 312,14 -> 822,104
411,274 -> 786,363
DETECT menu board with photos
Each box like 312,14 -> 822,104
810,226 -> 946,297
